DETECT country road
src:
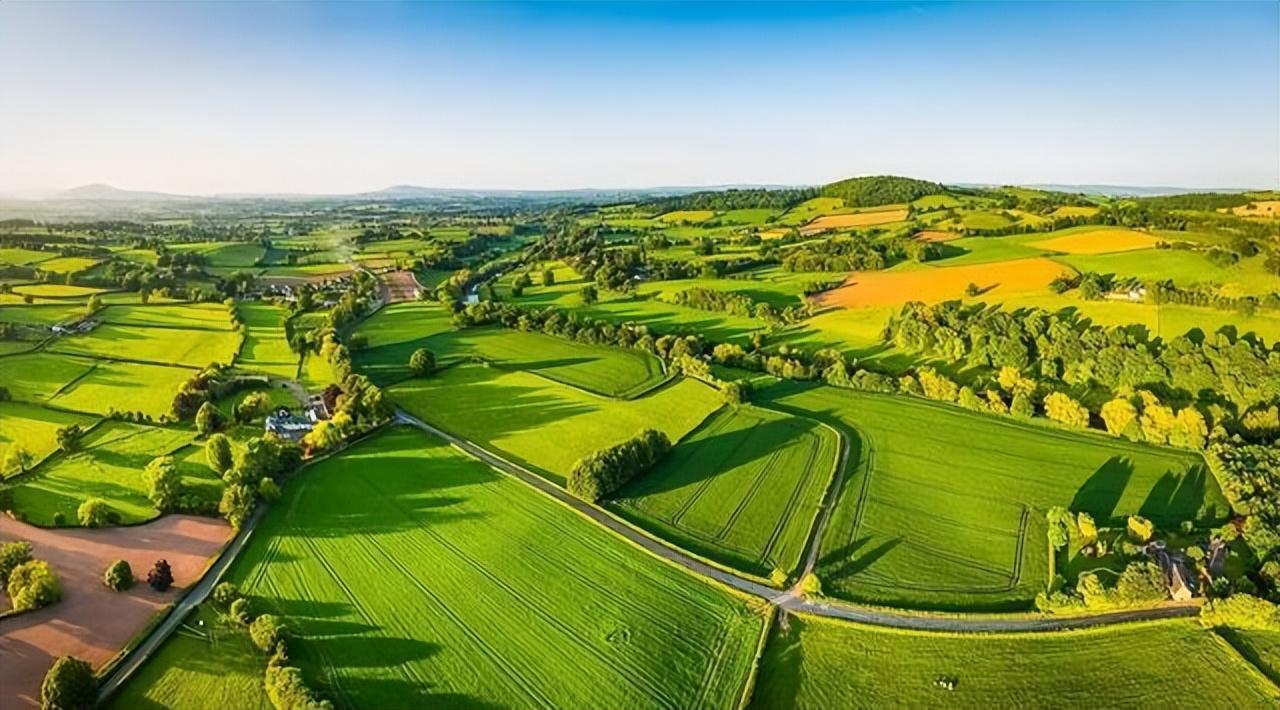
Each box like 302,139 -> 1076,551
394,410 -> 1201,633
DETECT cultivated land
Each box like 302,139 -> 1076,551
390,365 -> 720,485
750,615 -> 1280,709
1029,227 -> 1162,254
205,427 -> 768,709
49,322 -> 241,368
763,383 -> 1229,610
819,257 -> 1074,308
612,405 -> 838,578
235,302 -> 298,378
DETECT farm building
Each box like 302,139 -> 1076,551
265,408 -> 314,442
1143,541 -> 1196,602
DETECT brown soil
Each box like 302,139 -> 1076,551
379,269 -> 422,303
0,515 -> 229,708
914,230 -> 961,243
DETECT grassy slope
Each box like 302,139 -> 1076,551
0,401 -> 96,472
226,427 -> 766,710
235,302 -> 298,378
389,365 -> 720,485
612,405 -> 838,578
750,615 -> 1278,709
762,383 -> 1229,611
49,323 -> 241,368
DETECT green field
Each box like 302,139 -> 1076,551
101,302 -> 235,330
170,241 -> 266,267
1220,629 -> 1280,687
12,283 -> 106,298
750,615 -> 1279,709
235,302 -> 298,377
0,352 -> 197,418
762,383 -> 1229,610
354,301 -> 668,396
0,302 -> 87,325
6,420 -> 216,525
0,401 -> 96,473
34,256 -> 101,274
50,322 -> 241,367
612,405 -> 838,578
210,427 -> 767,709
390,365 -> 720,485
0,247 -> 55,266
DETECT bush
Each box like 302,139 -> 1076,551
409,348 -> 436,377
40,656 -> 96,710
147,559 -> 174,591
212,581 -> 241,609
8,560 -> 61,611
1127,515 -> 1155,543
51,512 -> 66,526
195,401 -> 223,436
143,456 -> 183,512
103,559 -> 134,591
229,597 -> 253,625
206,433 -> 234,475
264,663 -> 332,710
0,540 -> 33,585
258,477 -> 282,503
567,429 -> 671,502
77,498 -> 114,528
250,614 -> 286,653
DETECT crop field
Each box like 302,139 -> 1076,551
219,427 -> 766,709
750,615 -> 1279,709
0,302 -> 86,325
0,247 -> 55,266
612,405 -> 838,577
50,322 -> 241,367
33,256 -> 101,274
101,302 -> 234,330
719,209 -> 777,225
914,230 -> 959,242
762,383 -> 1229,610
802,207 -> 909,233
1030,227 -> 1162,254
1232,199 -> 1280,218
658,209 -> 716,223
169,241 -> 265,267
818,257 -> 1074,309
390,365 -> 720,484
778,197 -> 846,226
0,401 -> 96,473
12,283 -> 106,298
234,302 -> 297,377
6,420 -> 215,525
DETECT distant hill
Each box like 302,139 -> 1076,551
820,175 -> 946,207
57,183 -> 193,202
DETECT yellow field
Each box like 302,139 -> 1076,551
34,256 -> 101,274
803,208 -> 909,233
13,283 -> 106,298
760,228 -> 790,240
1050,205 -> 1100,218
656,210 -> 715,224
1232,200 -> 1280,218
1030,228 -> 1161,255
818,257 -> 1074,308
915,230 -> 960,242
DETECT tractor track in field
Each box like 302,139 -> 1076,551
394,410 -> 1202,634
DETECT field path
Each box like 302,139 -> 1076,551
393,411 -> 1200,633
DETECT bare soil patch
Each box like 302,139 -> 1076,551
0,515 -> 229,708
378,269 -> 423,303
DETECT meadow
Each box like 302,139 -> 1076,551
0,351 -> 196,418
762,383 -> 1229,610
0,401 -> 96,473
1029,227 -> 1161,254
234,302 -> 298,378
49,322 -> 241,367
611,405 -> 839,578
213,427 -> 767,709
818,257 -> 1074,309
389,364 -> 720,485
102,302 -> 235,329
12,283 -> 106,298
803,207 -> 908,233
749,615 -> 1279,709
355,301 -> 668,396
0,302 -> 86,325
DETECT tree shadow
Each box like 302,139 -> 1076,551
1070,455 -> 1133,525
818,536 -> 901,581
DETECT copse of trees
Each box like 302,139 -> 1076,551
7,559 -> 61,611
820,175 -> 946,208
567,429 -> 672,502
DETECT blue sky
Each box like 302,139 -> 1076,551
0,1 -> 1276,193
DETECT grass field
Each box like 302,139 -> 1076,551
1031,227 -> 1162,254
0,352 -> 197,418
0,401 -> 97,473
778,197 -> 846,226
1220,628 -> 1280,687
819,257 -> 1074,309
0,247 -> 55,266
750,615 -> 1279,709
355,301 -> 669,396
34,256 -> 101,274
215,426 -> 766,709
235,302 -> 298,377
106,605 -> 272,710
390,365 -> 720,485
762,383 -> 1229,610
50,322 -> 241,367
0,302 -> 87,325
170,241 -> 266,267
612,405 -> 838,578
658,209 -> 716,224
6,420 -> 216,525
101,303 -> 235,330
12,283 -> 106,298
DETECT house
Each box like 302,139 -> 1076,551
264,408 -> 314,442
1143,541 -> 1196,602
305,393 -> 331,423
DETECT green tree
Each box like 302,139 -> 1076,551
0,540 -> 33,585
409,348 -> 436,377
580,284 -> 598,305
195,401 -> 222,436
8,559 -> 61,611
103,559 -> 133,591
238,391 -> 271,422
258,477 -> 282,503
540,268 -> 555,287
3,444 -> 33,475
1127,515 -> 1155,542
55,425 -> 84,453
250,614 -> 287,653
1044,392 -> 1089,429
40,656 -> 96,710
142,456 -> 183,512
219,483 -> 256,530
77,498 -> 112,528
212,581 -> 240,609
1101,397 -> 1139,438
205,433 -> 233,475
85,294 -> 101,315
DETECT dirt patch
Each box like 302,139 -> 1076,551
378,269 -> 423,303
914,230 -> 960,243
0,515 -> 229,708
818,257 -> 1075,309
802,208 -> 908,235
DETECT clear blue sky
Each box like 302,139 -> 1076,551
1,1 -> 1276,194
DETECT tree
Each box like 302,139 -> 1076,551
206,433 -> 233,475
85,294 -> 102,315
1101,397 -> 1139,438
964,282 -> 981,297
0,540 -> 33,585
540,268 -> 555,287
103,559 -> 134,591
580,284 -> 598,305
8,560 -> 61,611
238,391 -> 271,422
1011,392 -> 1035,418
917,367 -> 959,402
77,498 -> 113,528
250,614 -> 286,653
722,380 -> 751,406
40,656 -> 96,710
142,456 -> 183,512
799,572 -> 823,596
147,559 -> 174,591
1077,512 -> 1098,547
1127,515 -> 1155,543
409,348 -> 436,377
55,425 -> 84,453
229,596 -> 253,625
258,477 -> 282,503
3,444 -> 33,475
1171,407 -> 1208,450
1046,506 -> 1075,550
195,401 -> 222,436
219,483 -> 256,530
1044,392 -> 1089,429
212,581 -> 240,609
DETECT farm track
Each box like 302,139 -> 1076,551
393,411 -> 1201,634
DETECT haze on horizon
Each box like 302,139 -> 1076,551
0,1 -> 1277,195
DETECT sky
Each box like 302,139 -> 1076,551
0,1 -> 1277,194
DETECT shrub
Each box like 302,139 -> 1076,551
195,401 -> 223,436
1127,515 -> 1155,543
8,560 -> 61,611
206,433 -> 234,475
769,568 -> 788,587
409,348 -> 436,377
147,559 -> 174,591
212,581 -> 241,609
1044,392 -> 1089,429
0,540 -> 33,585
40,656 -> 96,710
77,498 -> 114,528
1200,594 -> 1280,631
264,663 -> 332,710
103,559 -> 134,591
567,429 -> 671,502
51,512 -> 66,526
250,614 -> 286,653
258,477 -> 282,503
722,380 -> 751,405
229,597 -> 253,625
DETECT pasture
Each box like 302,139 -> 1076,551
101,302 -> 234,330
1030,227 -> 1162,255
12,283 -> 106,298
750,615 -> 1279,709
50,322 -> 241,367
234,302 -> 298,377
0,302 -> 86,325
221,427 -> 767,709
6,420 -> 215,526
612,405 -> 839,578
762,383 -> 1229,610
169,241 -> 265,267
818,257 -> 1074,309
0,352 -> 196,418
0,247 -> 55,266
0,401 -> 96,473
390,365 -> 720,485
34,256 -> 100,275
658,209 -> 716,224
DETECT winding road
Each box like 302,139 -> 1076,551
392,410 -> 1200,633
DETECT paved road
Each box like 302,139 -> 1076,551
395,410 -> 1202,633
96,505 -> 267,703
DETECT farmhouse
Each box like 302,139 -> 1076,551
1142,541 -> 1196,602
265,408 -> 314,442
